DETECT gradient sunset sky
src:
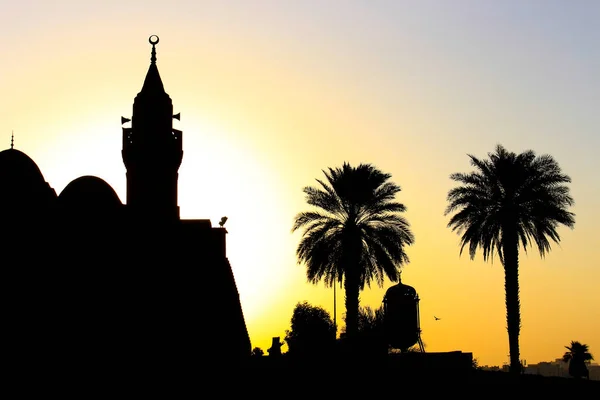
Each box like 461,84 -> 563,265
1,0 -> 598,367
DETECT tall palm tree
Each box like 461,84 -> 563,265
292,162 -> 414,344
562,341 -> 594,379
445,144 -> 575,374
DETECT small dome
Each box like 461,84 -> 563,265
58,175 -> 122,210
383,280 -> 420,350
384,281 -> 417,301
0,148 -> 47,186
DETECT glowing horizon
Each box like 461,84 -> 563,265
1,1 -> 598,367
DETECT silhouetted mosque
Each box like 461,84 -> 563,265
2,36 -> 251,371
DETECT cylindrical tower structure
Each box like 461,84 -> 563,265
382,279 -> 422,351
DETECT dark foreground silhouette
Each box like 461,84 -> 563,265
241,353 -> 599,389
2,35 -> 250,374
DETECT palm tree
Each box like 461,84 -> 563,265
445,144 -> 575,374
292,162 -> 414,345
563,341 -> 594,379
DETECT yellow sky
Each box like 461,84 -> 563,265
1,1 -> 598,367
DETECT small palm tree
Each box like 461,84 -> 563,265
293,162 -> 414,343
445,144 -> 575,374
563,341 -> 594,379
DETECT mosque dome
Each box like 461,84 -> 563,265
0,148 -> 47,186
0,148 -> 57,214
58,175 -> 122,211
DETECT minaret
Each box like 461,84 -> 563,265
122,35 -> 183,222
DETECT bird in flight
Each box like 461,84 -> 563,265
434,316 -> 441,321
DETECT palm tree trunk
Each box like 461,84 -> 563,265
344,266 -> 360,341
503,227 -> 521,374
342,225 -> 361,348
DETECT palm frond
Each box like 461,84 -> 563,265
446,144 -> 575,263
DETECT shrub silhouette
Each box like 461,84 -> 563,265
285,301 -> 336,359
251,347 -> 264,357
341,305 -> 388,357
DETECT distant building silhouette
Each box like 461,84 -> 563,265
525,359 -> 600,381
2,36 -> 251,372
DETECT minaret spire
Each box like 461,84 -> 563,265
140,35 -> 165,94
150,35 -> 158,65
